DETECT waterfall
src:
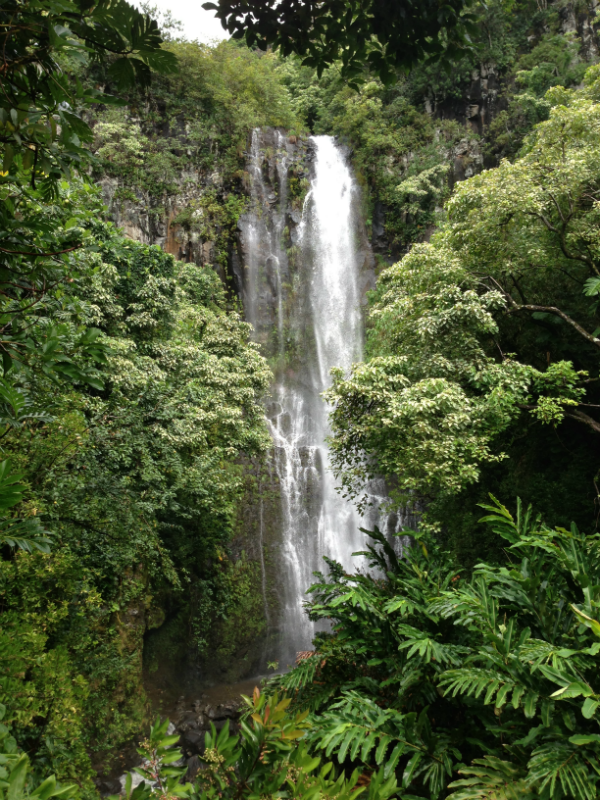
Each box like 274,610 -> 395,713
239,129 -> 395,669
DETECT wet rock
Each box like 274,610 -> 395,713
119,766 -> 153,792
97,778 -> 122,796
178,713 -> 200,732
186,756 -> 202,781
208,702 -> 241,721
181,729 -> 205,755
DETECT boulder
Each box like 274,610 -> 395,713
97,778 -> 122,796
181,729 -> 205,755
178,713 -> 200,732
209,703 -> 240,721
186,756 -> 202,781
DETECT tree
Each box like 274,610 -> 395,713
0,0 -> 177,186
0,217 -> 272,782
202,0 -> 477,84
0,0 -> 177,371
326,70 -> 600,509
117,693 -> 398,800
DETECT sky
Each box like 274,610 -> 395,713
134,1 -> 229,43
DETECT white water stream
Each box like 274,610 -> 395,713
269,136 -> 368,664
241,131 -> 404,668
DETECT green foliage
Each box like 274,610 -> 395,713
268,499 -> 600,799
0,202 -> 271,785
278,62 -> 471,252
93,40 -> 297,190
203,0 -> 477,85
91,39 -> 298,273
0,0 -> 176,376
189,553 -> 267,678
0,461 -> 51,554
278,0 -> 597,257
0,0 -> 176,191
0,549 -> 99,788
117,717 -> 191,800
0,702 -> 78,800
119,691 -> 398,800
327,70 -> 600,515
486,31 -> 589,160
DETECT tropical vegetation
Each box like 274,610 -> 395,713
2,0 -> 600,799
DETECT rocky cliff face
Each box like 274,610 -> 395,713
99,1 -> 600,680
100,173 -> 207,260
426,4 -> 598,137
100,126 -> 376,680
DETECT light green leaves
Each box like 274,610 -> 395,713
571,605 -> 600,638
0,460 -> 52,553
583,276 -> 600,297
0,751 -> 77,800
329,74 -> 600,508
550,682 -> 594,700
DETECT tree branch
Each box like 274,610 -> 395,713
487,277 -> 600,350
511,302 -> 600,349
0,244 -> 82,256
565,409 -> 600,434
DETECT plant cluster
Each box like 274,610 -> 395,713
326,66 -> 600,542
202,0 -> 477,85
90,39 -> 298,275
277,0 -> 596,256
0,208 -> 271,787
112,496 -> 600,800
0,6 -> 275,789
115,690 -> 397,800
267,498 -> 600,799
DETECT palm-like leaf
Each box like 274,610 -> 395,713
448,757 -> 533,800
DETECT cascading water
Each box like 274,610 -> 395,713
267,136 -> 368,665
239,129 -> 402,668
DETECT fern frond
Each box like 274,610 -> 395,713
308,692 -> 411,777
383,595 -> 419,617
439,669 -> 516,707
396,625 -> 470,666
527,741 -> 597,800
447,757 -> 532,800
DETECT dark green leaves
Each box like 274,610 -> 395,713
0,460 -> 53,552
202,0 -> 476,84
0,0 -> 178,367
0,460 -> 27,513
269,499 -> 600,800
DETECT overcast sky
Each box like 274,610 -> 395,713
134,1 -> 229,43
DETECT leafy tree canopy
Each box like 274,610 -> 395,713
202,0 -> 478,84
0,0 -> 177,186
0,0 -> 177,374
327,68 -> 600,511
